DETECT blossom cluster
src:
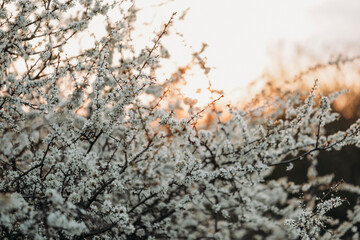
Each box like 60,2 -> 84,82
1,1 -> 360,239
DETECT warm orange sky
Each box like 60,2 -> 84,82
69,0 -> 360,106
129,0 -> 360,105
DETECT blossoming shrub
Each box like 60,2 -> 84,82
1,1 -> 360,239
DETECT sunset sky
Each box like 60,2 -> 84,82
74,0 -> 360,105
131,0 -> 360,103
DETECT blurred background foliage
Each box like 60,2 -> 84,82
254,47 -> 360,227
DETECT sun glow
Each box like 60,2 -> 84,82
131,0 -> 360,107
47,0 -> 360,108
130,0 -> 314,106
174,67 -> 218,107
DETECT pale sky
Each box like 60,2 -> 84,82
129,0 -> 360,104
79,0 -> 360,105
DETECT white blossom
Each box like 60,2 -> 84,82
0,1 -> 359,239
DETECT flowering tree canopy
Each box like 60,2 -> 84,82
1,1 -> 360,239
